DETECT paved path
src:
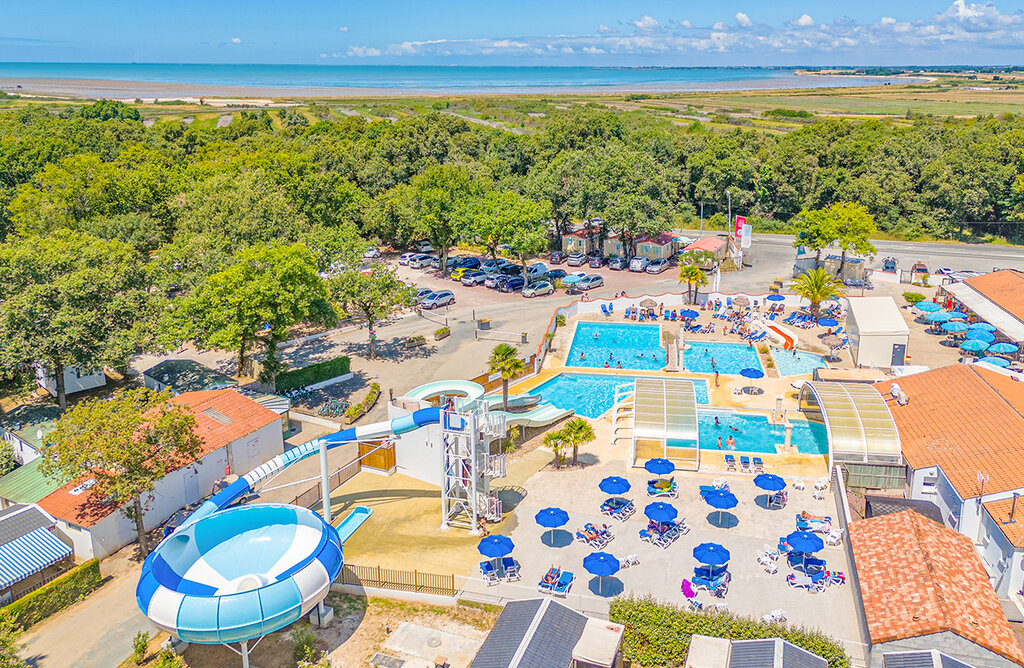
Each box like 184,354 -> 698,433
21,549 -> 155,668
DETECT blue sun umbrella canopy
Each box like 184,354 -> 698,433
942,321 -> 969,333
679,309 -> 699,319
599,476 -> 631,495
693,542 -> 731,566
926,311 -> 953,323
966,329 -> 995,343
535,507 -> 569,529
947,311 -> 968,320
477,535 -> 514,559
562,273 -> 584,284
817,317 -> 838,327
989,342 -> 1019,354
703,489 -> 738,510
644,502 -> 678,524
583,551 -> 621,578
644,458 -> 675,476
960,339 -> 990,353
766,294 -> 786,302
969,322 -> 997,331
915,300 -> 941,312
786,530 -> 824,554
754,474 -> 787,492
740,368 -> 765,379
978,356 -> 1011,368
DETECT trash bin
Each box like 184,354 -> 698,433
478,318 -> 491,330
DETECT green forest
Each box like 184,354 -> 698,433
2,98 -> 1024,405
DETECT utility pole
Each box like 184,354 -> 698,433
699,202 -> 704,233
726,191 -> 732,230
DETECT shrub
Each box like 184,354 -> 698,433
763,108 -> 813,118
3,559 -> 103,631
345,403 -> 363,420
555,314 -> 566,327
902,291 -> 925,304
435,326 -> 450,337
757,344 -> 770,355
133,631 -> 150,665
276,357 -> 351,392
765,358 -> 775,369
407,335 -> 426,345
292,625 -> 317,663
153,649 -> 187,668
609,595 -> 849,667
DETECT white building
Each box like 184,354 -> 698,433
38,389 -> 284,560
845,297 -> 910,368
33,364 -> 106,398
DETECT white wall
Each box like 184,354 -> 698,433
388,402 -> 444,487
1,431 -> 39,466
34,365 -> 105,398
226,422 -> 285,475
851,333 -> 908,368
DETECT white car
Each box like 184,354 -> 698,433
525,262 -> 549,280
398,252 -> 417,265
629,257 -> 651,272
363,247 -> 381,259
408,254 -> 433,269
417,241 -> 434,253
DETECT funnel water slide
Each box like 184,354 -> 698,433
137,407 -> 442,644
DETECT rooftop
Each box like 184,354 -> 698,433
983,497 -> 1024,548
38,390 -> 280,528
684,237 -> 726,253
863,495 -> 944,525
0,403 -> 61,452
0,459 -> 63,505
0,504 -> 56,545
143,359 -> 236,394
470,598 -> 591,668
873,364 -> 1024,498
965,269 -> 1024,324
845,297 -> 910,336
849,510 -> 1024,665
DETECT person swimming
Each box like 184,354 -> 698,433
594,332 -> 599,340
711,357 -> 717,369
714,416 -> 721,426
579,352 -> 585,360
617,361 -> 623,368
604,362 -> 610,368
726,435 -> 736,449
729,425 -> 741,432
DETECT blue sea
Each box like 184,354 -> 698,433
0,63 -> 919,94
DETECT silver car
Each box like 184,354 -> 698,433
523,281 -> 554,298
577,275 -> 604,290
646,258 -> 670,274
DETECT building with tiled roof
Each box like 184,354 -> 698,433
37,389 -> 283,560
850,510 -> 1024,667
873,364 -> 1024,601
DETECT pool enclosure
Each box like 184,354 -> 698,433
798,382 -> 902,481
625,378 -> 699,469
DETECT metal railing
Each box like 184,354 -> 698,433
340,564 -> 456,596
288,464 -> 360,508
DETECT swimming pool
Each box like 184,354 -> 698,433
771,348 -> 827,377
566,322 -> 665,371
691,410 -> 829,455
683,341 -> 763,376
529,373 -> 709,419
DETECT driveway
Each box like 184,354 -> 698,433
21,548 -> 155,668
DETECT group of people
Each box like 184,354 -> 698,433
712,414 -> 742,449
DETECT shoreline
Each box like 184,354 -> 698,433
1,73 -> 927,101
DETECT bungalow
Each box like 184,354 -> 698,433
0,504 -> 73,605
634,232 -> 681,261
0,404 -> 61,465
850,510 -> 1024,667
33,364 -> 106,399
873,363 -> 1024,600
561,226 -> 601,255
682,236 -> 740,268
37,389 -> 284,560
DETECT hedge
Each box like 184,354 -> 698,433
3,559 -> 104,630
608,595 -> 850,668
276,356 -> 350,392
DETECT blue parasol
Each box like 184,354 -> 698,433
786,530 -> 824,554
583,551 -> 620,595
644,458 -> 675,476
740,368 -> 765,379
766,294 -> 786,302
644,502 -> 678,524
968,322 -> 996,331
926,311 -> 953,323
960,339 -> 990,353
693,542 -> 731,566
978,356 -> 1011,368
534,507 -> 568,529
988,342 -> 1018,355
477,535 -> 514,563
941,321 -> 968,333
599,476 -> 631,495
754,474 -> 787,492
703,489 -> 738,525
915,300 -> 941,312
679,309 -> 699,319
817,317 -> 838,327
947,311 -> 968,320
966,329 -> 995,343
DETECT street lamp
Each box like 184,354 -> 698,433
726,191 -> 732,229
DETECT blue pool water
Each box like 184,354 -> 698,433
566,322 -> 665,371
529,373 -> 709,419
771,348 -> 827,377
692,411 -> 829,455
683,341 -> 763,376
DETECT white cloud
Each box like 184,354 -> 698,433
347,45 -> 381,57
631,15 -> 660,33
597,24 -> 617,34
230,37 -> 242,44
319,53 -> 327,58
583,45 -> 606,54
712,21 -> 728,30
338,26 -> 349,32
562,46 -> 574,53
678,19 -> 693,29
791,14 -> 815,27
735,12 -> 752,27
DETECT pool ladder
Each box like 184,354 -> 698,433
612,383 -> 636,447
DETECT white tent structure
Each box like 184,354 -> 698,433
798,381 -> 902,471
844,297 -> 910,368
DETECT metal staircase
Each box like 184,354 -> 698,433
439,402 -> 507,533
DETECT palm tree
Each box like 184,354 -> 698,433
678,264 -> 708,304
543,430 -> 567,469
562,417 -> 595,466
792,267 -> 843,319
487,343 -> 524,410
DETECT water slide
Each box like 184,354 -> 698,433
766,324 -> 796,350
137,406 -> 444,646
404,379 -> 571,427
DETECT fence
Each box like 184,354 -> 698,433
416,308 -> 449,327
341,564 -> 456,596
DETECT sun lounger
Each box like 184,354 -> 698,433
552,570 -> 574,597
762,609 -> 787,624
619,554 -> 640,569
538,566 -> 560,593
480,561 -> 500,585
739,456 -> 752,473
501,557 -> 521,581
769,491 -> 788,509
752,457 -> 764,473
724,454 -> 737,471
670,311 -> 678,321
601,304 -> 610,316
694,564 -> 729,580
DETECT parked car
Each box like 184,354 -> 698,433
549,251 -> 568,265
460,270 -> 487,286
408,254 -> 434,269
499,276 -> 526,293
525,262 -> 549,280
482,258 -> 514,272
363,246 -> 381,259
420,290 -> 455,309
416,288 -> 433,301
547,269 -> 568,281
564,270 -> 588,283
646,258 -> 670,274
485,272 -> 510,289
629,257 -> 651,272
578,275 -> 604,290
450,266 -> 471,281
500,264 -> 522,276
609,257 -> 629,271
398,252 -> 418,265
416,240 -> 433,253
523,281 -> 554,298
453,257 -> 482,270
567,253 -> 588,267
935,267 -> 953,275
588,254 -> 606,268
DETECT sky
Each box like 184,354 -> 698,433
4,0 -> 1024,66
